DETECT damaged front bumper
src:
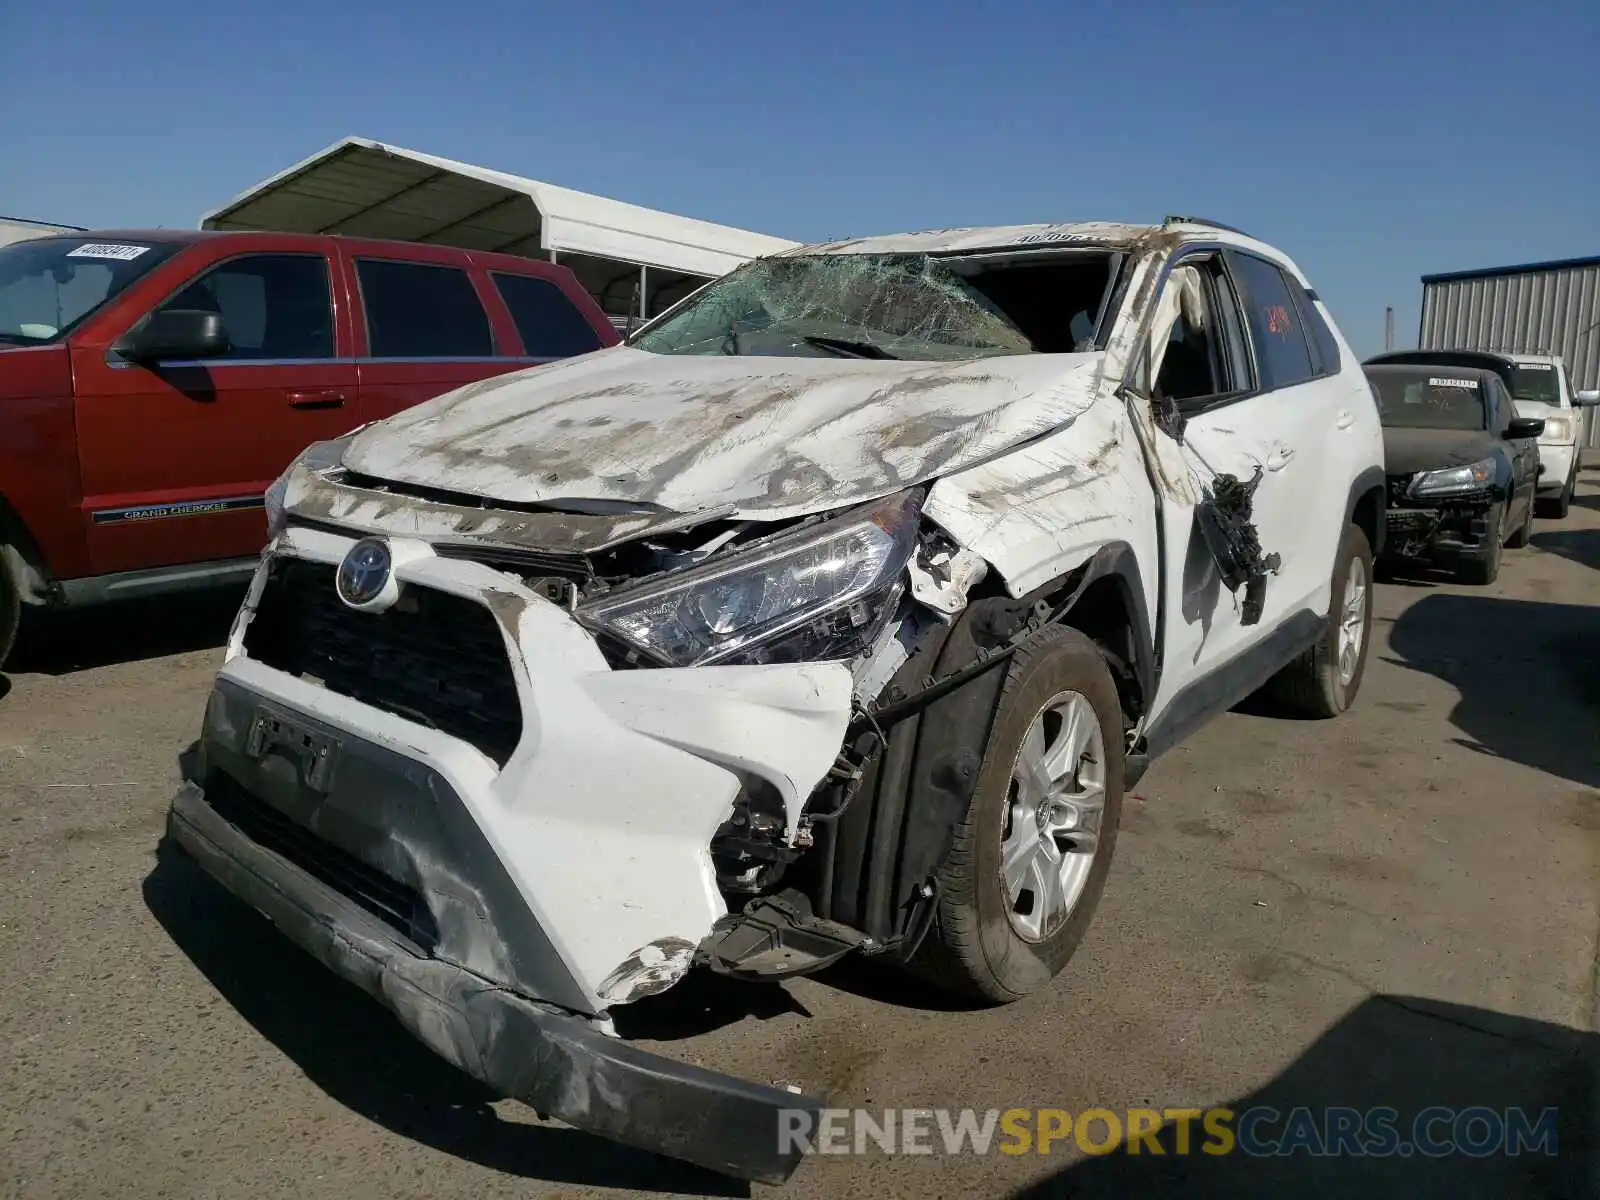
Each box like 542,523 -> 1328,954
167,782 -> 819,1182
165,523 -> 854,1181
1381,501 -> 1497,564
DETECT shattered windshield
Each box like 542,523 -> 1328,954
1369,374 -> 1488,431
629,253 -> 1036,361
1511,365 -> 1560,405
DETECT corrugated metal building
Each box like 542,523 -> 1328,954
1419,254 -> 1600,446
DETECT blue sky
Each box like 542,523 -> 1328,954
3,0 -> 1595,357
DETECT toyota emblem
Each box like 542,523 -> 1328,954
336,537 -> 393,609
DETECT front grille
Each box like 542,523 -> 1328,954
243,557 -> 522,765
206,774 -> 440,952
1387,508 -> 1437,531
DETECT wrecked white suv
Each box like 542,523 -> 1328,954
166,217 -> 1386,1181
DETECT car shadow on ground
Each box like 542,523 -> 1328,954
810,956 -> 993,1013
4,587 -> 244,676
1009,994 -> 1592,1198
1532,529 -> 1600,572
1384,591 -> 1600,788
141,844 -> 752,1197
610,968 -> 814,1039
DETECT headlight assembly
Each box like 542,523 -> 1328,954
265,427 -> 368,536
578,490 -> 921,667
1540,415 -> 1574,443
1408,457 -> 1496,498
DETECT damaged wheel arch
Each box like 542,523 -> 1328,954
776,542 -> 1153,968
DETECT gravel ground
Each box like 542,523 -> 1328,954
4,467 -> 1598,1200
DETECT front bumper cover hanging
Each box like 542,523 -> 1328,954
167,781 -> 822,1184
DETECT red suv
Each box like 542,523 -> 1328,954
0,229 -> 619,666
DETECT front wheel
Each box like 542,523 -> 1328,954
1506,495 -> 1534,549
1537,479 -> 1573,520
913,624 -> 1124,1004
1262,523 -> 1374,718
1456,507 -> 1504,585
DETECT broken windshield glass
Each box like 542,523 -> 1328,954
629,253 -> 1036,361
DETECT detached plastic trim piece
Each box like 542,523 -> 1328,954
167,782 -> 822,1184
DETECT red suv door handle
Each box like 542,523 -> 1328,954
286,390 -> 346,410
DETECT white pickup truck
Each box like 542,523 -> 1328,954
164,216 -> 1386,1182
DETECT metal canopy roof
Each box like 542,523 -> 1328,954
199,136 -> 798,280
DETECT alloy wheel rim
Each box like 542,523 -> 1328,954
999,691 -> 1106,942
1338,556 -> 1368,685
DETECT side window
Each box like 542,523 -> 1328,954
1227,253 -> 1317,390
356,259 -> 492,358
158,254 -> 333,359
491,272 -> 605,358
1150,257 -> 1251,404
1486,378 -> 1511,431
1289,281 -> 1341,376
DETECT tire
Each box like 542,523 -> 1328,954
0,555 -> 19,672
1506,496 -> 1534,549
1537,460 -> 1575,519
1456,507 -> 1503,585
912,624 -> 1124,1004
1263,523 -> 1374,718
1537,479 -> 1572,520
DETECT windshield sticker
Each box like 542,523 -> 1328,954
1429,377 -> 1479,389
1015,230 -> 1099,245
66,243 -> 150,262
1519,362 -> 1553,370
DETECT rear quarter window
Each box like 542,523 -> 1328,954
1228,252 -> 1319,390
490,272 -> 605,358
356,259 -> 493,358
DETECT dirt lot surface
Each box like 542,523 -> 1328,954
4,467 -> 1598,1200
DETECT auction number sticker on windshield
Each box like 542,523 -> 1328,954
1428,377 -> 1478,388
65,243 -> 150,262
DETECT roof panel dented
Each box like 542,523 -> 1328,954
794,222 -> 1156,257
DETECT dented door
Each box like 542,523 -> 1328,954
1128,252 -> 1308,725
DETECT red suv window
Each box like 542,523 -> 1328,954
491,272 -> 606,359
356,258 -> 493,358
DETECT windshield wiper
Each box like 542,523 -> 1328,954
802,334 -> 898,360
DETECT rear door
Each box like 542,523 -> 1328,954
343,246 -> 517,425
71,241 -> 356,575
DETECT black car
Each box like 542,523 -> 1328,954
1362,363 -> 1544,584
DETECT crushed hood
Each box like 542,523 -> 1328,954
342,346 -> 1105,520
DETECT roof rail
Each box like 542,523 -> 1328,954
1163,214 -> 1251,237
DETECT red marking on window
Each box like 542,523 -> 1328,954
1265,304 -> 1293,335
